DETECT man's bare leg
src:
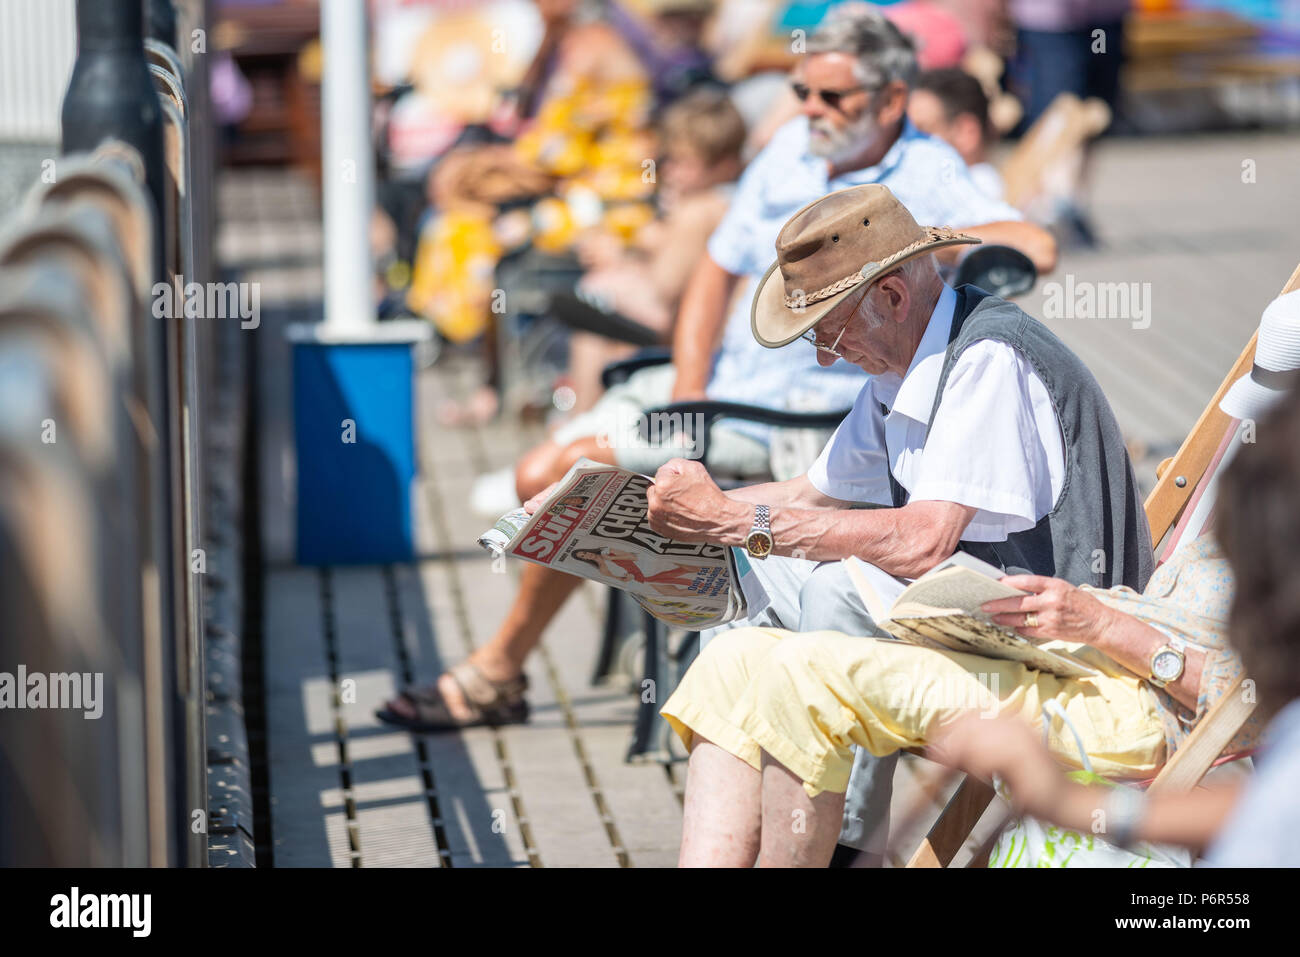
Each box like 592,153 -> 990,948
516,434 -> 616,503
385,435 -> 621,722
757,751 -> 846,867
679,736 -> 763,867
383,555 -> 586,720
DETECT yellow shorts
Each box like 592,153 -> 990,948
660,627 -> 1167,797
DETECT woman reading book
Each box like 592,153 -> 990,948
662,531 -> 1262,866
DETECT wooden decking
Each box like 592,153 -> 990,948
225,129 -> 1300,867
261,388 -> 690,867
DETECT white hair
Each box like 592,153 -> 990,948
858,254 -> 940,328
806,8 -> 919,91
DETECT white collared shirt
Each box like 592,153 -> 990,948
805,285 -> 1066,542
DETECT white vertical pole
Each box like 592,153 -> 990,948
321,0 -> 376,331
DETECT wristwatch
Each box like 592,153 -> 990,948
744,504 -> 774,559
1103,785 -> 1146,849
1147,640 -> 1186,688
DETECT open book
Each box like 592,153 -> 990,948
843,552 -> 1098,679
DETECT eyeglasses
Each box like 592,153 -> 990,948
801,318 -> 849,358
790,81 -> 870,112
800,283 -> 870,358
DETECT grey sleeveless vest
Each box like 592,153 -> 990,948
887,285 -> 1154,591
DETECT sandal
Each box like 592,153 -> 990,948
375,661 -> 529,733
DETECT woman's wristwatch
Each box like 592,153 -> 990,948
744,504 -> 773,559
1147,637 -> 1186,688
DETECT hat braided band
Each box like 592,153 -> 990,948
783,271 -> 865,309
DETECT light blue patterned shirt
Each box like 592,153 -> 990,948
703,116 -> 1024,438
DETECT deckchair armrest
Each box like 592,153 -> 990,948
1147,674 -> 1256,794
640,400 -> 851,467
600,348 -> 673,389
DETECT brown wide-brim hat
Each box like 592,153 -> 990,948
751,184 -> 981,348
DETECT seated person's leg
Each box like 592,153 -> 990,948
732,632 -> 1165,797
669,627 -> 784,867
378,559 -> 588,729
794,562 -> 897,859
515,433 -> 618,503
665,627 -> 1167,859
512,361 -> 674,501
759,753 -> 848,867
680,735 -> 764,867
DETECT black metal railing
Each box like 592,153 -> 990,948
0,0 -> 242,868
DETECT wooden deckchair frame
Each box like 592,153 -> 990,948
1000,93 -> 1112,212
905,262 -> 1300,868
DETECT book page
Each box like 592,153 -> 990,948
842,557 -> 910,623
880,620 -> 951,651
895,615 -> 1098,679
897,566 -> 1026,616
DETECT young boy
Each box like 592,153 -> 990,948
907,67 -> 1004,202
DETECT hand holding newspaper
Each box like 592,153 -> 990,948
478,459 -> 766,629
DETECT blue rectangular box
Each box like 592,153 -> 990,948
292,340 -> 417,564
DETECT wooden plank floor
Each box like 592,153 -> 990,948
234,129 -> 1300,868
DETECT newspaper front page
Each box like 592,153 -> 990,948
479,459 -> 764,628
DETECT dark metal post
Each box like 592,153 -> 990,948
146,0 -> 179,47
62,0 -> 166,235
62,0 -> 181,866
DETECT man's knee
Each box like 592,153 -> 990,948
516,436 -> 613,501
797,563 -> 875,634
754,633 -> 830,690
515,441 -> 561,501
697,626 -> 779,675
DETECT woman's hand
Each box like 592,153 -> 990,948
981,575 -> 1115,645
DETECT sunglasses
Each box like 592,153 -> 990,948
790,81 -> 870,112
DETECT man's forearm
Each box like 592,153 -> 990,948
769,506 -> 939,576
670,255 -> 737,399
726,474 -> 845,510
715,498 -> 968,578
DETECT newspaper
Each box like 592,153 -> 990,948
478,459 -> 766,629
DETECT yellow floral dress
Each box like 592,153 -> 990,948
408,75 -> 656,342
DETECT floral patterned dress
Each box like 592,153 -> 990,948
1083,534 -> 1263,760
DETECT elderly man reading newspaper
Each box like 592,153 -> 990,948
645,184 -> 1153,865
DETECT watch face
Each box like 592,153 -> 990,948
745,532 -> 773,557
1152,649 -> 1183,682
